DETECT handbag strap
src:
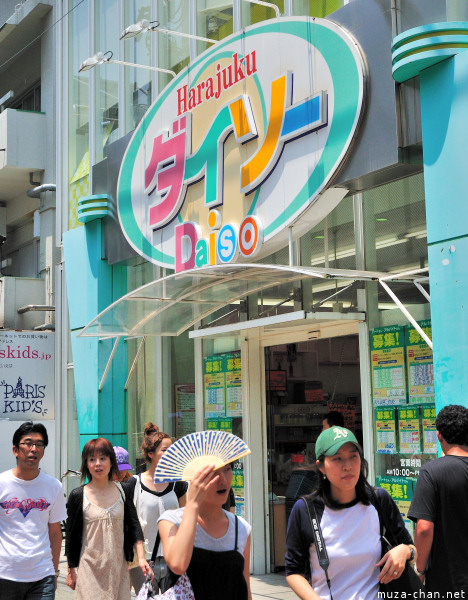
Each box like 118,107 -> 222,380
302,497 -> 334,600
151,530 -> 161,563
369,488 -> 397,547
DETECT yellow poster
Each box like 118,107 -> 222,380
370,326 -> 407,406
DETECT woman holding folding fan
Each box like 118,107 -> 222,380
157,431 -> 252,600
126,423 -> 188,594
285,426 -> 417,600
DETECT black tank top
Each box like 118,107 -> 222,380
186,515 -> 248,600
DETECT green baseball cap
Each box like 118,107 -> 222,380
315,426 -> 360,459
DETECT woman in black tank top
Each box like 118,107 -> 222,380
158,463 -> 251,600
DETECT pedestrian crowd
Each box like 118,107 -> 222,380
0,404 -> 467,599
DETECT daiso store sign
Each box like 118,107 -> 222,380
117,18 -> 365,273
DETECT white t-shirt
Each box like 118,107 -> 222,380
0,469 -> 67,582
133,476 -> 187,558
159,507 -> 251,556
309,502 -> 381,600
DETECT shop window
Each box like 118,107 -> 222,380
364,173 -> 432,536
95,0 -> 120,162
197,0 -> 233,44
241,0 -> 283,26
293,0 -> 345,17
68,0 -> 89,231
124,1 -> 152,133
300,195 -> 358,313
203,339 -> 246,516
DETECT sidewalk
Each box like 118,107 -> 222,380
55,542 -> 295,599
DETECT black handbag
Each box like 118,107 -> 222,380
370,490 -> 425,595
150,531 -> 179,593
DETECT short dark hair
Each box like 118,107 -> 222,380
315,444 -> 371,509
325,411 -> 345,428
80,438 -> 120,482
12,422 -> 48,447
436,405 -> 468,446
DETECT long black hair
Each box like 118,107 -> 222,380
314,444 -> 373,509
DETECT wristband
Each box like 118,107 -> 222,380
54,571 -> 60,578
407,546 -> 415,562
414,566 -> 426,576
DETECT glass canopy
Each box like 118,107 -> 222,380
80,264 -> 398,337
79,263 -> 423,338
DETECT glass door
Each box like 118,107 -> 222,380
265,335 -> 362,571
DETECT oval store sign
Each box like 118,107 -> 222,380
117,17 -> 365,273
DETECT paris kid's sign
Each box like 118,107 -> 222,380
117,17 -> 365,273
0,331 -> 54,420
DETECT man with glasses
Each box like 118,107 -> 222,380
0,421 -> 67,599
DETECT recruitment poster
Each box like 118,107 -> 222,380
225,352 -> 242,417
421,403 -> 437,454
376,475 -> 414,536
206,417 -> 233,433
0,331 -> 55,420
232,459 -> 246,518
370,326 -> 407,406
398,406 -> 421,454
204,355 -> 226,418
174,384 -> 195,438
406,320 -> 434,405
375,407 -> 397,454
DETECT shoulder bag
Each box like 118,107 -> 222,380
370,489 -> 425,595
136,573 -> 194,600
136,531 -> 193,600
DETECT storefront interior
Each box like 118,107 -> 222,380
265,335 -> 361,570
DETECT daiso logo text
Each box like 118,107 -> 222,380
176,210 -> 262,272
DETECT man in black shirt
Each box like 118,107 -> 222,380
408,404 -> 468,594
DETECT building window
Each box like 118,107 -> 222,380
11,81 -> 41,112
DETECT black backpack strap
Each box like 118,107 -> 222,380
302,497 -> 334,600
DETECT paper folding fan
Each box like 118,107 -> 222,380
153,430 -> 251,483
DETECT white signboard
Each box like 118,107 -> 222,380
0,331 -> 55,420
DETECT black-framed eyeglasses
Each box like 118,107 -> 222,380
19,441 -> 45,449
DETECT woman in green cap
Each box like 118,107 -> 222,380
285,426 -> 417,600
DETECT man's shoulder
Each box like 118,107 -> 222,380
420,455 -> 467,477
37,470 -> 63,487
0,468 -> 13,481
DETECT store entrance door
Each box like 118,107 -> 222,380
265,334 -> 362,571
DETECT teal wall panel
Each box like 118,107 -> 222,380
393,22 -> 468,413
63,224 -> 128,449
420,51 -> 468,244
428,238 -> 468,408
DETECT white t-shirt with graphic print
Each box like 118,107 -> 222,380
0,469 -> 67,582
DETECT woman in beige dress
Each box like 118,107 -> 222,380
65,438 -> 152,599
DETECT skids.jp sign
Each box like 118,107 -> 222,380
118,18 -> 365,273
0,332 -> 54,420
